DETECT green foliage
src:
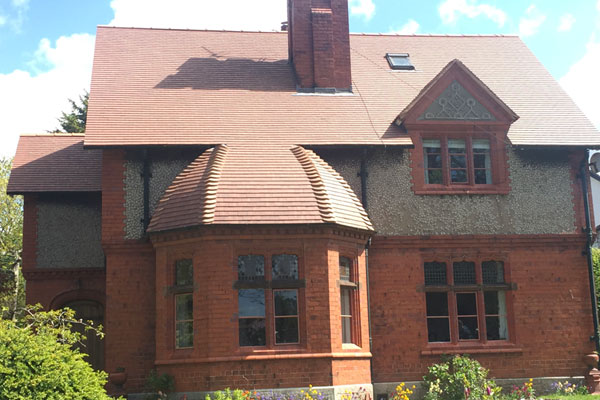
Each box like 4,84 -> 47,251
206,388 -> 247,400
592,248 -> 600,314
54,90 -> 88,133
551,380 -> 589,396
0,157 -> 24,319
0,305 -> 115,400
145,369 -> 175,399
504,379 -> 535,400
422,354 -> 501,400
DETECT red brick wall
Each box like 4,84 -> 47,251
151,229 -> 371,392
368,235 -> 595,383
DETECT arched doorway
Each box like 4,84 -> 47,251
63,300 -> 105,371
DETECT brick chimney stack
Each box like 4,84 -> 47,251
287,0 -> 352,92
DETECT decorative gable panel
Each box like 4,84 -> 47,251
418,80 -> 495,121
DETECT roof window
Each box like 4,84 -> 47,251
386,53 -> 414,70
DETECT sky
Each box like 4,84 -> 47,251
0,0 -> 599,158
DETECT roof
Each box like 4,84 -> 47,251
85,27 -> 600,148
7,134 -> 102,194
147,144 -> 373,232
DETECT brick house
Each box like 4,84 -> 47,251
7,0 -> 600,397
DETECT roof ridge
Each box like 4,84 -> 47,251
20,133 -> 85,137
98,25 -> 286,34
202,144 -> 228,224
290,146 -> 336,224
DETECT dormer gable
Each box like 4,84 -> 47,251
395,59 -> 519,128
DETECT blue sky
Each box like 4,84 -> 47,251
0,0 -> 599,157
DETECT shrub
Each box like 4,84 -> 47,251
0,305 -> 116,400
422,354 -> 502,400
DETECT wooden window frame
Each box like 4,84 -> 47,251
339,255 -> 361,347
410,127 -> 510,195
235,253 -> 305,350
423,256 -> 515,349
173,259 -> 194,350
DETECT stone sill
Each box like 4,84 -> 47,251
421,345 -> 522,356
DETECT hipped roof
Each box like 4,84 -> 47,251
7,134 -> 102,194
84,27 -> 600,148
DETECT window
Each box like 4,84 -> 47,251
423,137 -> 491,185
237,254 -> 301,347
414,134 -> 508,195
385,53 -> 415,70
174,259 -> 193,349
424,259 -> 510,344
339,256 -> 358,344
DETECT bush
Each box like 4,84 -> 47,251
0,305 -> 116,400
422,354 -> 502,400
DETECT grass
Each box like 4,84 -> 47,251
541,395 -> 598,399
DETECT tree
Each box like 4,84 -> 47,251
54,90 -> 88,133
0,305 -> 118,400
0,157 -> 24,318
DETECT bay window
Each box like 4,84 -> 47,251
236,253 -> 301,347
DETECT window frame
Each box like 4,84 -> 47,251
234,252 -> 305,350
339,255 -> 361,347
412,129 -> 509,195
423,255 -> 515,348
172,258 -> 194,350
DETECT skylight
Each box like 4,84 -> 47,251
386,53 -> 414,70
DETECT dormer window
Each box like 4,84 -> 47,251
386,53 -> 414,70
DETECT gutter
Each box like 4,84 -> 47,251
580,149 -> 600,356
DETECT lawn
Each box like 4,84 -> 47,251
541,395 -> 598,399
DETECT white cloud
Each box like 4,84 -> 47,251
0,14 -> 6,27
438,0 -> 507,27
349,0 -> 375,20
0,34 -> 95,158
561,41 -> 600,129
109,0 -> 286,31
389,19 -> 420,35
519,5 -> 546,37
557,13 -> 575,32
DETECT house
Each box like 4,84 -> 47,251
7,0 -> 600,397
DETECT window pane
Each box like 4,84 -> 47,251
453,261 -> 476,285
473,154 -> 487,169
427,318 -> 450,342
342,316 -> 352,343
175,259 -> 193,286
176,294 -> 193,320
239,318 -> 266,346
456,293 -> 477,315
274,290 -> 298,316
175,321 -> 193,348
238,255 -> 264,281
482,261 -> 505,284
472,139 -> 490,151
474,169 -> 489,184
272,254 -> 298,280
427,154 -> 442,168
238,289 -> 265,317
426,292 -> 448,316
484,291 -> 506,315
450,155 -> 466,168
341,287 -> 352,315
427,169 -> 443,184
451,169 -> 467,183
448,139 -> 466,153
423,139 -> 441,152
339,256 -> 351,281
486,316 -> 508,340
458,317 -> 479,340
424,262 -> 447,285
276,317 -> 299,344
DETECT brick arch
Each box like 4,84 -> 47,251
49,288 -> 105,310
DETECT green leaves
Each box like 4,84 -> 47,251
0,305 -> 114,400
54,91 -> 88,133
0,157 -> 24,318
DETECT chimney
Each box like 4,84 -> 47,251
287,0 -> 352,92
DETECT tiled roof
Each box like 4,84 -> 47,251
147,145 -> 373,232
85,27 -> 600,147
7,134 -> 102,194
